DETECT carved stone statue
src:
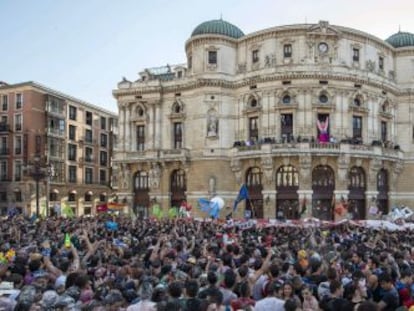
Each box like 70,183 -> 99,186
149,163 -> 161,189
208,176 -> 216,196
121,164 -> 131,190
207,113 -> 218,137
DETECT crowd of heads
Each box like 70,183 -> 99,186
0,214 -> 413,310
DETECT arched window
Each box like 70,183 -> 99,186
134,171 -> 149,190
246,167 -> 262,186
170,169 -> 186,208
276,165 -> 299,188
348,166 -> 366,188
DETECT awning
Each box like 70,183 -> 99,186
86,191 -> 93,195
13,188 -> 21,192
52,189 -> 59,194
100,192 -> 107,196
70,190 -> 77,194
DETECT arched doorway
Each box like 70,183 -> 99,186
276,165 -> 299,219
246,167 -> 263,218
377,168 -> 389,215
170,169 -> 186,209
133,171 -> 150,218
312,165 -> 335,220
348,166 -> 366,219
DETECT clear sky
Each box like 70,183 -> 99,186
1,0 -> 413,113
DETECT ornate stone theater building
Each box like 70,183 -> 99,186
113,19 -> 414,220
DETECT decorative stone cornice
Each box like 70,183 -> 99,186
113,70 -> 400,100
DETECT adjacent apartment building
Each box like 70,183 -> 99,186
112,19 -> 414,220
0,81 -> 117,216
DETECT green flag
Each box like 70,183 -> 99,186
62,202 -> 75,218
168,206 -> 178,219
152,204 -> 162,219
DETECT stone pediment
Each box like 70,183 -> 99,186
118,77 -> 132,89
307,20 -> 341,38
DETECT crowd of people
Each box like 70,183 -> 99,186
0,213 -> 413,310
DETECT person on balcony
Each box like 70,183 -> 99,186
317,116 -> 330,143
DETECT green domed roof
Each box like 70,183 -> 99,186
386,31 -> 414,48
191,19 -> 244,39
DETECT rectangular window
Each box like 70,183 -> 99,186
249,117 -> 259,143
14,114 -> 22,131
173,122 -> 182,149
252,49 -> 259,63
100,133 -> 107,148
35,135 -> 41,154
85,129 -> 92,143
353,116 -> 362,139
69,106 -> 77,120
283,44 -> 292,58
15,136 -> 22,155
15,191 -> 22,202
100,151 -> 107,166
68,193 -> 76,201
381,121 -> 387,142
85,168 -> 93,184
1,137 -> 7,156
69,125 -> 76,140
281,114 -> 294,142
2,95 -> 7,111
15,93 -> 22,109
208,51 -> 217,65
99,169 -> 107,185
0,161 -> 7,181
379,56 -> 384,70
14,161 -> 22,181
0,192 -> 6,202
68,144 -> 77,161
85,147 -> 93,162
353,48 -> 360,62
100,116 -> 106,130
137,125 -> 145,151
188,55 -> 192,69
86,111 -> 93,125
177,71 -> 183,78
68,166 -> 77,183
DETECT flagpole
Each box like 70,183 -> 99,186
248,197 -> 257,218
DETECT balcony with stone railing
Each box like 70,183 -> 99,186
231,138 -> 403,161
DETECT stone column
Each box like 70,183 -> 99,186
118,105 -> 125,150
147,104 -> 154,149
125,105 -> 131,151
155,103 -> 162,149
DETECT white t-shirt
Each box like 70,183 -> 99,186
126,299 -> 157,311
254,297 -> 285,311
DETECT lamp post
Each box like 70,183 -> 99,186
30,156 -> 47,217
45,164 -> 54,217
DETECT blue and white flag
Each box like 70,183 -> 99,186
233,184 -> 249,212
198,198 -> 221,219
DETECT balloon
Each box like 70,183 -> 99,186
210,196 -> 225,210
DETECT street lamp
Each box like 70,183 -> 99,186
30,156 -> 46,217
29,156 -> 53,217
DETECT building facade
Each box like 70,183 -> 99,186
0,81 -> 117,216
113,20 -> 414,220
